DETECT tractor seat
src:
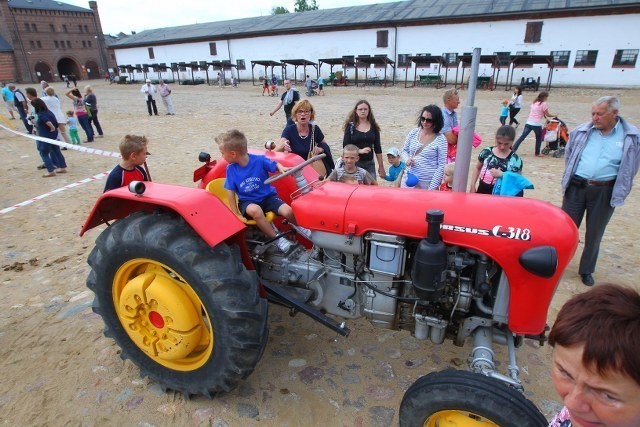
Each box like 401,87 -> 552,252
205,178 -> 275,225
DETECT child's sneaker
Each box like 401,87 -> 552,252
276,238 -> 292,254
297,226 -> 312,239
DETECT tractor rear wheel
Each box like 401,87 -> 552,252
399,370 -> 547,427
87,211 -> 268,397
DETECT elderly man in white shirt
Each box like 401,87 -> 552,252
140,79 -> 158,116
158,80 -> 175,115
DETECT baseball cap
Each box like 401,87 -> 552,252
386,147 -> 400,156
145,78 -> 151,83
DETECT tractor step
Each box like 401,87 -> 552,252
262,280 -> 351,337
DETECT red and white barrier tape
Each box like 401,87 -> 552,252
0,123 -> 121,215
0,123 -> 121,158
1,171 -> 109,215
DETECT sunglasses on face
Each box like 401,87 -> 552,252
420,117 -> 433,123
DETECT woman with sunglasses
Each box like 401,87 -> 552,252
400,105 -> 447,189
276,99 -> 335,174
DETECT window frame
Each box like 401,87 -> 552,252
443,52 -> 458,67
524,21 -> 543,43
236,59 -> 246,70
148,47 -> 155,60
574,50 -> 598,67
612,49 -> 638,68
376,30 -> 389,48
397,53 -> 411,68
209,42 -> 217,56
494,51 -> 511,67
551,50 -> 571,67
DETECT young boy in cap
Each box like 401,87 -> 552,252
383,147 -> 405,182
499,99 -> 509,126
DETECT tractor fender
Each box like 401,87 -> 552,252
80,182 -> 246,248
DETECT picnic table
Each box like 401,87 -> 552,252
418,74 -> 443,88
365,76 -> 383,86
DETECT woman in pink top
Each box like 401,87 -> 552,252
512,91 -> 555,157
65,88 -> 94,143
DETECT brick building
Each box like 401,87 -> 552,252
0,0 -> 113,83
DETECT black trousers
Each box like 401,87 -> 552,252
562,180 -> 615,275
146,98 -> 158,116
509,107 -> 520,125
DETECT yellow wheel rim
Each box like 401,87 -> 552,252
424,410 -> 499,427
113,259 -> 213,371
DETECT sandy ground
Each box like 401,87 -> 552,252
0,79 -> 638,427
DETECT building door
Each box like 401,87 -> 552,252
85,60 -> 100,79
34,61 -> 53,82
57,57 -> 81,82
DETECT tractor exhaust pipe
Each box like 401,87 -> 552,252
411,210 -> 447,301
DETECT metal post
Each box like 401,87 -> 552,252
452,48 -> 481,193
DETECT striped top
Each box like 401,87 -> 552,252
401,128 -> 448,190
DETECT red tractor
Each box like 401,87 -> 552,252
81,149 -> 578,426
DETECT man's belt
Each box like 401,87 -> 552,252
571,175 -> 616,187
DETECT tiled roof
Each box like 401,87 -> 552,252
9,0 -> 91,13
112,0 -> 640,47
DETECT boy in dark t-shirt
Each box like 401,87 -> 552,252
216,129 -> 296,253
104,135 -> 149,192
328,144 -> 377,185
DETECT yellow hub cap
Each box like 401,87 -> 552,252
424,410 -> 499,427
113,259 -> 213,371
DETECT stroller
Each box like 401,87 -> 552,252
308,79 -> 319,96
541,117 -> 569,158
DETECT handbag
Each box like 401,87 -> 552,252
307,124 -> 327,177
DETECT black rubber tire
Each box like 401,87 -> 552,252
87,211 -> 268,397
541,147 -> 550,155
399,369 -> 547,427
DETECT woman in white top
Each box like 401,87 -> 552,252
400,105 -> 447,190
42,87 -> 71,144
509,86 -> 523,127
512,91 -> 556,157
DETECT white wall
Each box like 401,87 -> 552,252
115,13 -> 639,87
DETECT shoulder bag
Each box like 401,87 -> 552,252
307,124 -> 327,178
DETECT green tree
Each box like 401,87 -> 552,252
294,0 -> 319,12
271,6 -> 290,15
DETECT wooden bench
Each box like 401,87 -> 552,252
418,74 -> 443,87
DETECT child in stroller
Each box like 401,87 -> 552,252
309,79 -> 319,96
541,117 -> 569,158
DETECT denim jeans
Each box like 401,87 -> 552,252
77,113 -> 94,141
37,140 -> 67,172
513,124 -> 542,155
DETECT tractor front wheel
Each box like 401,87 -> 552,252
399,370 -> 547,427
87,211 -> 268,397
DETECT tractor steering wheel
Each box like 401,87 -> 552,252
264,153 -> 326,185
